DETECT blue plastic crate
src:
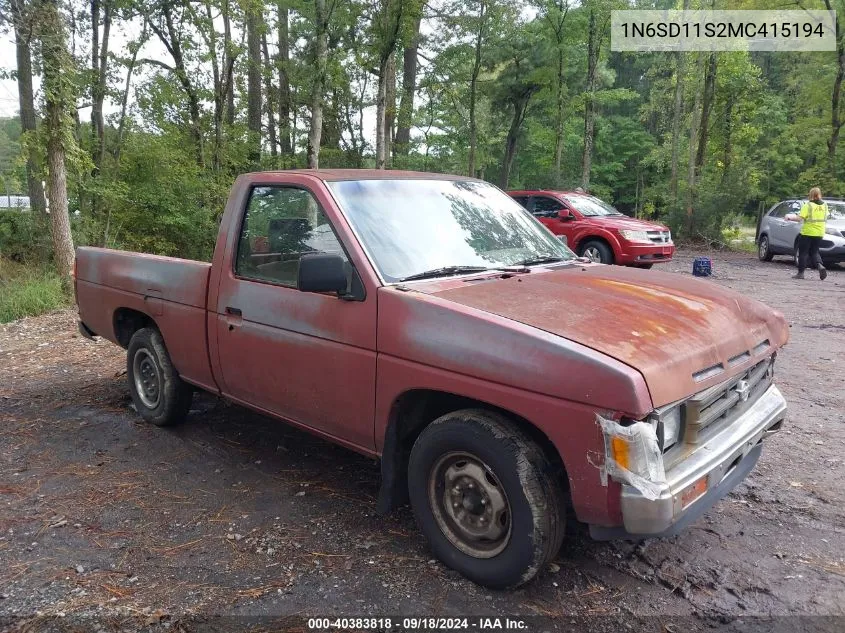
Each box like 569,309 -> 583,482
692,256 -> 712,277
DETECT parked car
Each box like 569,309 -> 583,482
756,198 -> 845,266
75,170 -> 787,589
508,189 -> 674,267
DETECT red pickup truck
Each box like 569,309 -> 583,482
75,170 -> 788,589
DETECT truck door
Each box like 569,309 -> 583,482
214,185 -> 377,451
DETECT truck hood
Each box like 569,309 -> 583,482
425,265 -> 788,407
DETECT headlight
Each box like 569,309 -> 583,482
825,226 -> 842,237
652,406 -> 682,450
619,229 -> 653,244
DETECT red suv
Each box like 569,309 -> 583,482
509,190 -> 674,267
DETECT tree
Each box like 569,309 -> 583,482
581,4 -> 607,191
307,0 -> 331,168
9,0 -> 47,215
394,7 -> 423,161
36,0 -> 76,285
245,0 -> 262,165
539,0 -> 570,186
372,0 -> 405,169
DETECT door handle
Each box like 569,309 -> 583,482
225,306 -> 242,331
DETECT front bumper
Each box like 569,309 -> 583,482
819,236 -> 845,262
617,242 -> 675,265
590,383 -> 786,540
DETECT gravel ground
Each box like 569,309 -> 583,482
0,249 -> 843,632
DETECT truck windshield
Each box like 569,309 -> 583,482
327,179 -> 576,283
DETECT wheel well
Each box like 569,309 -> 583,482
113,308 -> 155,348
578,236 -> 613,255
376,390 -> 568,515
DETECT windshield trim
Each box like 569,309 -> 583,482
327,178 -> 576,286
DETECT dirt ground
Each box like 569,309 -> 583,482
1,249 -> 843,632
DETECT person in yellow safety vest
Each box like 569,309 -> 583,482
786,187 -> 828,281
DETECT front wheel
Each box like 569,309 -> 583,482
408,409 -> 565,589
579,240 -> 614,265
127,327 -> 193,426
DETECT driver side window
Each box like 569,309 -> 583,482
235,187 -> 347,287
532,196 -> 564,216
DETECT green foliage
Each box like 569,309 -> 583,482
0,259 -> 69,323
1,0 -> 842,271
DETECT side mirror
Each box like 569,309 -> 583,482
298,253 -> 348,295
559,210 -> 575,221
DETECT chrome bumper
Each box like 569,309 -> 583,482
591,383 -> 787,540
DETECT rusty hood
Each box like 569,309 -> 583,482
424,264 -> 789,408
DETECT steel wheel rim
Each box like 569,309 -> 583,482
759,238 -> 768,259
583,246 -> 602,263
428,451 -> 512,558
133,348 -> 161,409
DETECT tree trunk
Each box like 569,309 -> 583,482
90,0 -> 110,174
500,89 -> 536,189
394,13 -> 422,161
695,53 -> 716,172
548,0 -> 569,187
686,56 -> 704,235
468,0 -> 487,177
223,0 -> 235,127
721,98 -> 733,186
669,0 -> 690,202
376,62 -> 387,169
553,46 -> 565,186
581,7 -> 598,191
261,33 -> 278,159
39,0 -> 76,285
277,1 -> 292,155
307,0 -> 329,168
246,6 -> 262,166
10,0 -> 47,215
384,53 -> 397,167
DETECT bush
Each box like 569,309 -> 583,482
0,259 -> 69,323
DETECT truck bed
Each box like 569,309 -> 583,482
75,247 -> 217,392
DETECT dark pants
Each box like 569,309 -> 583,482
798,235 -> 823,273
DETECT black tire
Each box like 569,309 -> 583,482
758,234 -> 774,261
793,238 -> 800,268
408,409 -> 565,589
127,327 -> 192,426
579,240 -> 614,265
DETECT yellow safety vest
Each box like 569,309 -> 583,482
799,201 -> 827,237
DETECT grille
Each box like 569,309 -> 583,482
682,355 -> 774,444
647,230 -> 672,244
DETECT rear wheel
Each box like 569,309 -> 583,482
127,327 -> 193,426
758,234 -> 773,261
579,240 -> 614,265
408,409 -> 565,589
793,238 -> 801,268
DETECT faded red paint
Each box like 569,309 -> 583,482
75,169 -> 789,531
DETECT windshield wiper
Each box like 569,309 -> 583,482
398,265 -> 492,282
515,255 -> 569,267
